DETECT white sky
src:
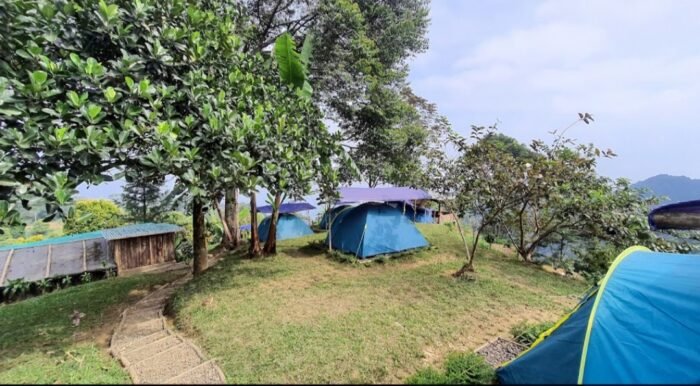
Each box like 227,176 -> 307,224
408,0 -> 700,181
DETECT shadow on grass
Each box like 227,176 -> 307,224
0,271 -> 180,376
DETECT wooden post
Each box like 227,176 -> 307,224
0,249 -> 14,286
112,242 -> 121,273
437,201 -> 441,224
149,236 -> 155,265
82,240 -> 87,271
45,245 -> 52,278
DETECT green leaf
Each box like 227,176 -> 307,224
30,70 -> 48,89
86,104 -> 102,120
69,53 -> 82,68
300,33 -> 314,67
139,79 -> 150,95
67,90 -> 81,107
273,32 -> 306,89
0,108 -> 22,117
103,87 -> 117,102
98,0 -> 120,22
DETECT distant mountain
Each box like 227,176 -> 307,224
633,174 -> 700,204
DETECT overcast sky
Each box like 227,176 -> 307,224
408,0 -> 700,182
80,0 -> 698,200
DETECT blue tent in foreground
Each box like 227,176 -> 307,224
258,213 -> 313,242
497,246 -> 700,384
326,203 -> 428,258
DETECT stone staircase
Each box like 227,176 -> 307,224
110,275 -> 225,384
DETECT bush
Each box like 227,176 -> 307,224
175,238 -> 194,263
510,320 -> 555,346
406,352 -> 495,385
405,367 -> 449,384
63,200 -> 125,235
443,352 -> 495,384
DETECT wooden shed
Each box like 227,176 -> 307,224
102,223 -> 182,272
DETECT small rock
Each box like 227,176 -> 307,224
71,310 -> 85,327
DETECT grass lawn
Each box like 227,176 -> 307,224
0,270 -> 183,384
171,224 -> 588,384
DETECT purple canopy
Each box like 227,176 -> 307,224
648,199 -> 700,230
240,224 -> 252,232
257,202 -> 315,214
338,187 -> 432,203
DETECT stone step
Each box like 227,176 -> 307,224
123,307 -> 162,325
131,343 -> 205,383
123,335 -> 184,365
166,360 -> 225,384
113,330 -> 170,354
137,295 -> 171,308
119,318 -> 163,340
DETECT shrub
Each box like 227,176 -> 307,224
405,367 -> 449,384
406,352 -> 495,385
176,239 -> 194,263
443,352 -> 495,384
510,320 -> 555,346
63,200 -> 125,235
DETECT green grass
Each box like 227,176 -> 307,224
0,271 -> 182,384
172,224 -> 587,383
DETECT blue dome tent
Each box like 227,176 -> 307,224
388,201 -> 435,224
256,201 -> 315,242
318,205 -> 351,229
326,202 -> 428,258
497,246 -> 700,384
258,213 -> 314,242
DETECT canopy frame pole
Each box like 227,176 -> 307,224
82,240 -> 87,271
355,224 -> 368,258
0,249 -> 14,286
45,245 -> 52,278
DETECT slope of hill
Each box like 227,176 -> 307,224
633,174 -> 700,203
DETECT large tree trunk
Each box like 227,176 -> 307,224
192,198 -> 208,276
248,192 -> 262,257
263,192 -> 282,254
224,188 -> 240,249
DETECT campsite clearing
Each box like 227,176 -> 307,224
171,224 -> 587,383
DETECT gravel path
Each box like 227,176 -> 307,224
475,337 -> 528,367
110,273 -> 226,384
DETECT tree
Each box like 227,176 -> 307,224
63,199 -> 125,235
571,179 -> 684,282
498,116 -> 617,263
427,126 -> 528,277
258,32 -> 346,254
0,0 -> 263,276
120,173 -> 164,222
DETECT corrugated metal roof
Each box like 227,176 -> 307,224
0,231 -> 104,251
100,223 -> 183,240
0,223 -> 183,251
